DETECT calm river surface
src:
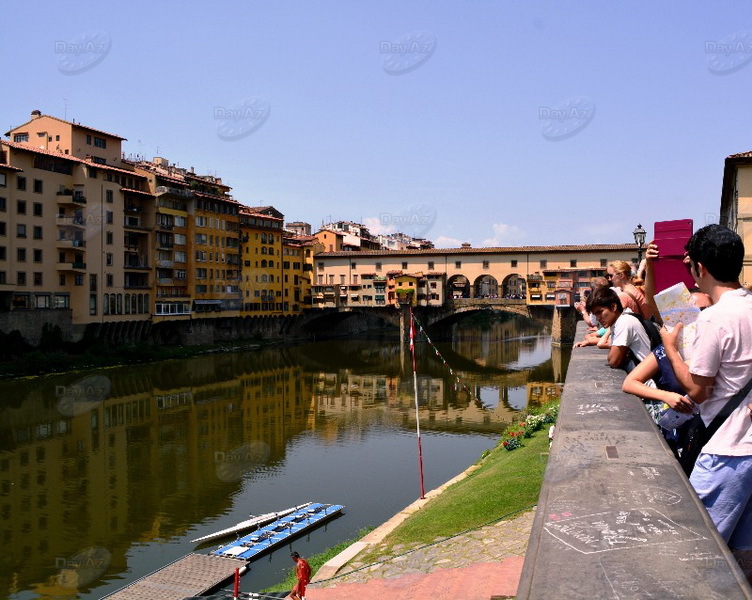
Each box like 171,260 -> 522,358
0,313 -> 570,599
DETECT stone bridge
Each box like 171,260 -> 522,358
291,298 -> 555,338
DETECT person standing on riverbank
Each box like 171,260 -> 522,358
289,551 -> 311,600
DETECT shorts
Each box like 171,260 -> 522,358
690,452 -> 752,550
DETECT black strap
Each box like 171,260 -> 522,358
703,374 -> 752,442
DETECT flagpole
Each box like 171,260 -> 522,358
409,306 -> 426,499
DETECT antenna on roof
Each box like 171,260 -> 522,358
63,98 -> 69,120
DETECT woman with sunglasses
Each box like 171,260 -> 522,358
607,260 -> 655,319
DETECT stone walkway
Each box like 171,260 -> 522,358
305,509 -> 535,599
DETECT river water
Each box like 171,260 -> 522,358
0,313 -> 569,599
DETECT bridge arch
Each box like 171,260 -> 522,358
473,274 -> 498,298
447,274 -> 471,299
501,273 -> 526,299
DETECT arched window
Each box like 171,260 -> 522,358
103,294 -> 109,315
268,260 -> 274,268
116,294 -> 123,314
109,294 -> 116,315
261,275 -> 267,283
261,260 -> 267,268
125,294 -> 131,314
144,294 -> 150,313
261,246 -> 267,255
261,233 -> 267,243
137,294 -> 143,314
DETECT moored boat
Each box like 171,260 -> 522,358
211,502 -> 345,561
191,502 -> 312,544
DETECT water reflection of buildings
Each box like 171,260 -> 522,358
0,358 -> 312,598
311,369 -> 556,434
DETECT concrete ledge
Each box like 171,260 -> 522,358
312,464 -> 482,582
517,322 -> 752,599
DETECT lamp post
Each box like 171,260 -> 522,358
633,223 -> 646,265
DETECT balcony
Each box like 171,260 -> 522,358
56,190 -> 86,205
157,240 -> 174,249
157,278 -> 173,285
56,238 -> 86,250
156,289 -> 190,299
124,204 -> 142,213
57,261 -> 87,272
124,218 -> 149,231
157,221 -> 174,230
124,262 -> 150,270
56,216 -> 86,228
158,260 -> 174,268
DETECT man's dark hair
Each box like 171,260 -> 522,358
685,224 -> 744,283
585,287 -> 623,313
290,551 -> 300,559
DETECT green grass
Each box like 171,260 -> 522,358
261,527 -> 374,593
378,429 -> 550,550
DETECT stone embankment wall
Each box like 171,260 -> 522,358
0,309 -> 77,346
517,321 -> 752,599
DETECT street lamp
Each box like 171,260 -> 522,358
633,223 -> 647,264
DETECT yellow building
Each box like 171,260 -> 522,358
239,207 -> 284,314
721,151 -> 752,286
282,233 -> 317,312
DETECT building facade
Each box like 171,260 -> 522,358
311,245 -> 636,309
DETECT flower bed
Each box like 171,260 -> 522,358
501,402 -> 559,451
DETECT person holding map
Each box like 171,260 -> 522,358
660,225 -> 752,568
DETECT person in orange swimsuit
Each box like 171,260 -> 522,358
289,551 -> 311,600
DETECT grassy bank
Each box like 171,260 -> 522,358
372,409 -> 553,552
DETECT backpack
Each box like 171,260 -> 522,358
622,312 -> 661,350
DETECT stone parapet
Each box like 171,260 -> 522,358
517,321 -> 752,598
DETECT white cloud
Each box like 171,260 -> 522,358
434,235 -> 464,248
481,223 -> 526,247
363,216 -> 395,236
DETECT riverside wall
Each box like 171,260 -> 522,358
517,321 -> 752,599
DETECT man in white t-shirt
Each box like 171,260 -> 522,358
662,224 -> 752,565
584,287 -> 651,369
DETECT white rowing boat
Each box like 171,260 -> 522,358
190,502 -> 312,544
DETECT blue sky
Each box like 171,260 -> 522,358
3,1 -> 752,247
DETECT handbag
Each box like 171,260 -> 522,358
677,375 -> 752,476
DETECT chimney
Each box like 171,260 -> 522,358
461,242 -> 471,248
31,110 -> 42,119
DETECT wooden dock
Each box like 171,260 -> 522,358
102,553 -> 244,600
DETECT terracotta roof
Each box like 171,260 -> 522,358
1,140 -> 146,177
727,151 -> 752,159
239,206 -> 282,220
0,162 -> 23,172
195,191 -> 239,204
316,243 -> 636,258
186,172 -> 230,189
121,187 -> 154,197
5,114 -> 126,140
